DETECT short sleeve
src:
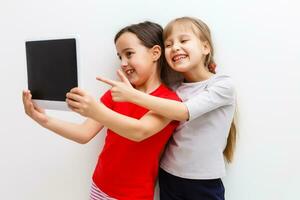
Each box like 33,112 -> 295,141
100,90 -> 114,109
185,77 -> 235,121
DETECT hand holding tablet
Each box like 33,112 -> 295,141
25,38 -> 78,110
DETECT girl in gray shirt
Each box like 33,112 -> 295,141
97,17 -> 236,200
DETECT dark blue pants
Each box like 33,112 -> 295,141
159,168 -> 225,200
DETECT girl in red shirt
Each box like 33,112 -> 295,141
22,21 -> 180,200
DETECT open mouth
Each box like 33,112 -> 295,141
125,69 -> 135,76
172,54 -> 187,62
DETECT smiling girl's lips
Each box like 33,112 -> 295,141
125,69 -> 135,75
172,54 -> 187,62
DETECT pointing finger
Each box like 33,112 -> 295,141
96,76 -> 117,86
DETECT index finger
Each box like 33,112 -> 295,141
117,69 -> 131,86
96,76 -> 117,86
70,87 -> 86,96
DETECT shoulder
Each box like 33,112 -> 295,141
206,74 -> 236,103
208,74 -> 235,93
100,90 -> 113,107
100,89 -> 112,100
210,74 -> 234,86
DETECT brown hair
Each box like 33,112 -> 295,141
114,21 -> 177,86
164,17 -> 237,162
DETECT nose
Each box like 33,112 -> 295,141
171,43 -> 180,52
120,59 -> 128,68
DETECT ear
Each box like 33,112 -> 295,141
202,41 -> 211,56
150,45 -> 162,62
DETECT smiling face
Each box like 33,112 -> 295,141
164,23 -> 211,73
115,32 -> 159,88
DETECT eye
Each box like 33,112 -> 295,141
164,43 -> 171,48
181,39 -> 188,43
116,53 -> 122,60
126,51 -> 134,58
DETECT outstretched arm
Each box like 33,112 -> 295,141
66,88 -> 172,142
96,69 -> 189,121
22,90 -> 103,144
121,89 -> 188,121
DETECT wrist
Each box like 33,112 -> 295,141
130,89 -> 143,104
92,102 -> 105,121
39,115 -> 50,128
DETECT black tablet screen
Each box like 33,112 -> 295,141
26,38 -> 78,101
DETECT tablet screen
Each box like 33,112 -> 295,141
25,38 -> 78,101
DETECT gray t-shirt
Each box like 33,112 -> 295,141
160,74 -> 236,179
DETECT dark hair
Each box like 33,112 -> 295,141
114,21 -> 181,86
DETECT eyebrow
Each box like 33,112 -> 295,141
178,34 -> 192,37
117,48 -> 134,57
165,34 -> 192,42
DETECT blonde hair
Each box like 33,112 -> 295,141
163,16 -> 216,73
164,17 -> 237,163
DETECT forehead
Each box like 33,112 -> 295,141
115,32 -> 142,51
164,21 -> 199,39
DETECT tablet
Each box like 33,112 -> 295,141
25,38 -> 78,111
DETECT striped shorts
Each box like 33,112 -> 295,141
89,181 -> 117,200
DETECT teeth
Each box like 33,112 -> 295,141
126,69 -> 134,75
173,55 -> 187,62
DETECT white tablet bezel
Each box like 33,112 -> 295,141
25,35 -> 81,111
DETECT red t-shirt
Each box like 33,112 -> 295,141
92,84 -> 180,200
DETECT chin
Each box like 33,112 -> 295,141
132,78 -> 148,88
171,65 -> 189,72
128,78 -> 139,86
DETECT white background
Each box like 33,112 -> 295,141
1,0 -> 299,199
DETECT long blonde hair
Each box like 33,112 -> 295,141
164,17 -> 237,163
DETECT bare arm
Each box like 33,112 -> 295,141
96,70 -> 189,121
129,89 -> 189,121
22,90 -> 103,144
66,88 -> 172,142
91,104 -> 171,142
42,117 -> 103,144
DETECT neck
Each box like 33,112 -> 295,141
183,63 -> 214,82
135,71 -> 161,94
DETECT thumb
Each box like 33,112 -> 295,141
34,103 -> 45,113
117,69 -> 132,86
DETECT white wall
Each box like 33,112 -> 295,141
1,0 -> 299,199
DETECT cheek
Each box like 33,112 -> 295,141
164,49 -> 170,57
165,50 -> 172,61
135,55 -> 152,70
